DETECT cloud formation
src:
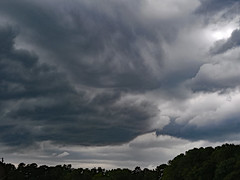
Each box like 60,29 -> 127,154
197,0 -> 239,15
0,0 -> 240,168
0,0 -> 168,90
210,29 -> 240,54
0,25 -> 160,147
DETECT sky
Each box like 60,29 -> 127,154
0,0 -> 240,169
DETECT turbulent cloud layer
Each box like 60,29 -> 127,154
0,25 -> 160,147
0,0 -> 240,168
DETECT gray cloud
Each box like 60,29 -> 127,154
0,0 -> 203,95
1,0 -> 240,169
0,0 -> 167,90
210,29 -> 240,54
197,0 -> 239,14
157,117 -> 240,142
0,25 -> 160,147
188,62 -> 240,93
188,30 -> 240,93
156,89 -> 240,143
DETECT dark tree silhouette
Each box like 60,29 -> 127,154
1,144 -> 240,180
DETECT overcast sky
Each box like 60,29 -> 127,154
0,0 -> 240,169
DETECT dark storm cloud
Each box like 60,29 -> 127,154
2,0 -> 240,168
157,116 -> 240,142
0,0 -> 166,90
0,25 -> 159,147
210,29 -> 240,55
197,0 -> 239,14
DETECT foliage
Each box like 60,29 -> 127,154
162,144 -> 240,180
0,162 -> 160,180
1,144 -> 240,179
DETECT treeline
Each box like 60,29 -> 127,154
162,144 -> 240,180
0,162 -> 165,180
1,144 -> 240,180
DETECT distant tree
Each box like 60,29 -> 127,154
2,144 -> 240,180
162,144 -> 240,180
156,164 -> 167,179
17,162 -> 26,171
0,162 -> 6,179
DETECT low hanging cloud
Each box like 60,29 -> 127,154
57,152 -> 70,158
157,90 -> 240,142
188,58 -> 240,92
0,0 -> 201,149
0,25 -> 160,148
